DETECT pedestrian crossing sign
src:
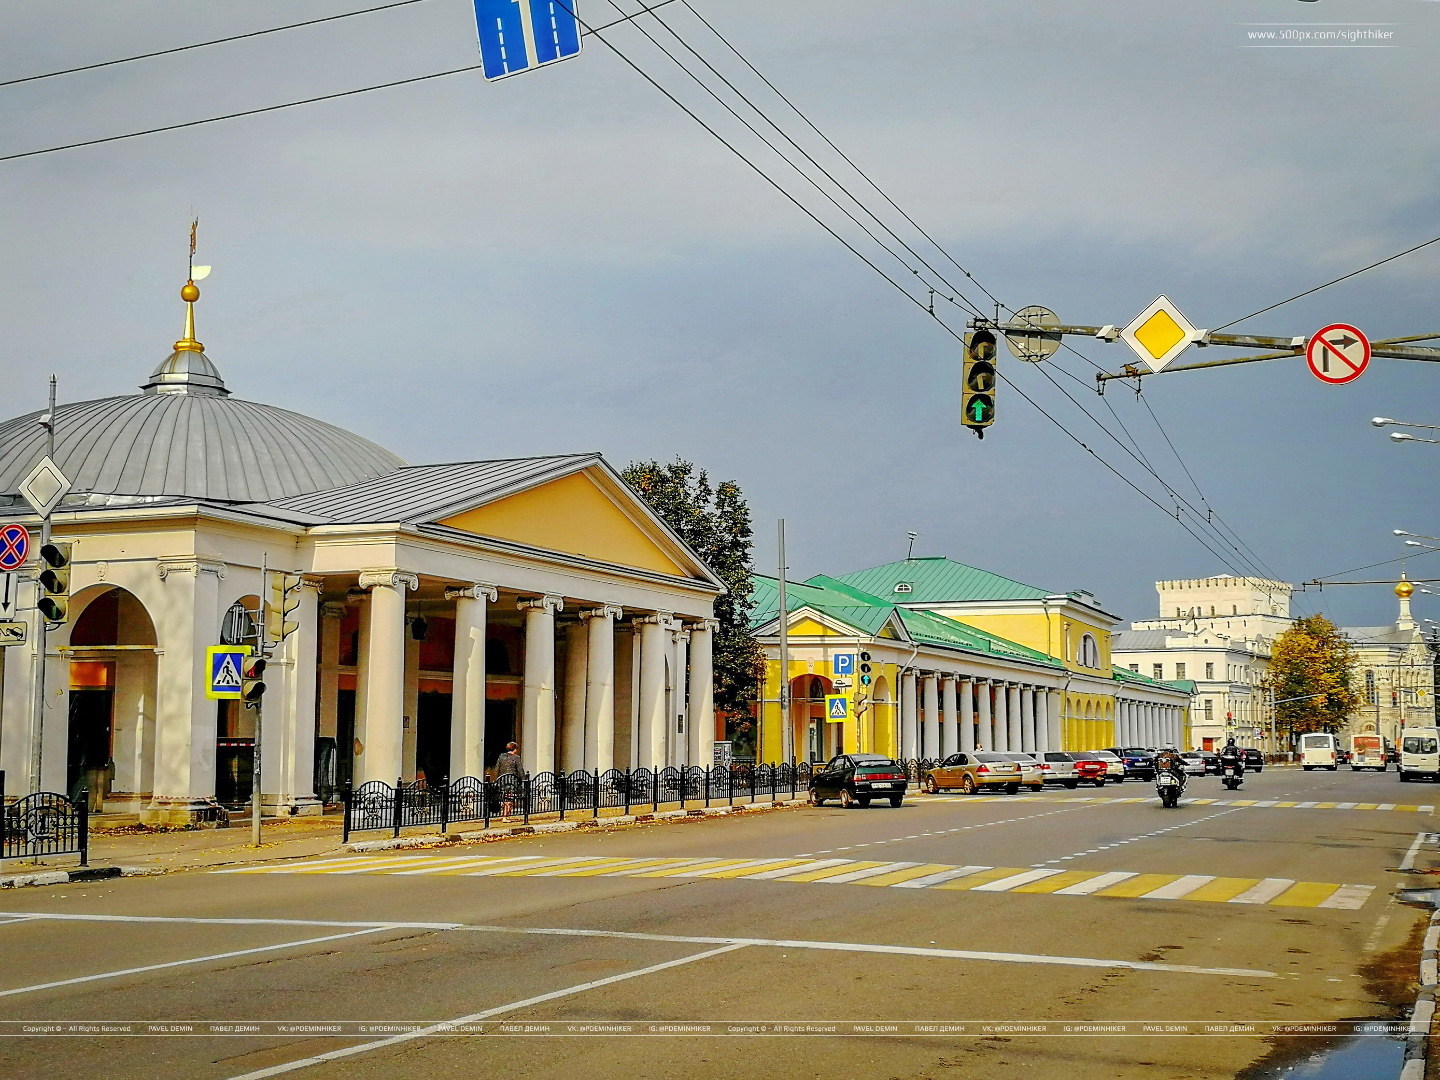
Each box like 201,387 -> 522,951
825,694 -> 849,722
207,644 -> 251,700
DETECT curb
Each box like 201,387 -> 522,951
1402,908 -> 1440,1080
342,798 -> 808,853
0,865 -> 143,888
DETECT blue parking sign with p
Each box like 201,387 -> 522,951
474,0 -> 582,80
832,653 -> 855,676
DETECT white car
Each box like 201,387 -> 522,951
1083,750 -> 1126,783
1179,753 -> 1208,777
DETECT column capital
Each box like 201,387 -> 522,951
157,555 -> 226,581
358,568 -> 418,592
693,617 -> 720,634
634,612 -> 675,628
580,603 -> 624,622
446,582 -> 499,602
301,576 -> 325,593
517,594 -> 564,615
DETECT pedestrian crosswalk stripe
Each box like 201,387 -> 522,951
909,795 -> 1434,813
221,855 -> 1374,909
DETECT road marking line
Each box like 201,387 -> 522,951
0,926 -> 400,999
818,862 -> 921,884
1318,884 -> 1375,910
544,859 -> 678,877
1140,875 -> 1215,901
1402,831 -> 1428,871
596,859 -> 715,877
970,869 -> 1065,893
632,859 -> 760,878
772,861 -> 884,882
693,859 -> 815,880
392,857 -> 530,875
1009,870 -> 1101,894
1054,872 -> 1137,896
1378,803 -> 1396,811
491,858 -> 620,877
316,856 -> 452,875
1296,801 -> 1318,808
223,944 -> 750,1080
746,859 -> 851,880
1094,874 -> 1183,898
1228,878 -> 1296,905
1272,881 -> 1343,908
460,858 -> 590,877
934,866 -> 1034,891
1182,877 -> 1264,903
1353,803 -> 1378,811
890,866 -> 990,889
1335,802 -> 1358,810
855,863 -> 959,887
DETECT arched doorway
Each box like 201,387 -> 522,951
868,675 -> 893,758
215,595 -> 260,808
66,585 -> 158,812
790,674 -> 837,763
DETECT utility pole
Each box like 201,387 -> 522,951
252,557 -> 267,848
777,520 -> 790,767
29,375 -> 56,795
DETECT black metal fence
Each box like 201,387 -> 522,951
0,770 -> 89,864
343,762 -> 821,841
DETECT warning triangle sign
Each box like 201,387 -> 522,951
828,697 -> 847,719
214,654 -> 243,689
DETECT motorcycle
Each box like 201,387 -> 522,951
1220,760 -> 1245,791
1156,770 -> 1184,808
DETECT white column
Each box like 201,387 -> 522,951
635,613 -> 673,769
1007,684 -> 1022,751
1020,687 -> 1036,753
673,626 -> 690,767
264,577 -> 322,815
356,570 -> 416,785
1047,690 -> 1063,751
900,670 -> 918,759
561,620 -> 588,774
1115,701 -> 1127,745
145,557 -> 226,823
447,584 -> 496,780
581,605 -> 621,773
958,678 -> 976,753
921,674 -> 940,761
317,602 -> 343,743
940,676 -> 958,758
519,595 -> 563,776
1031,690 -> 1047,753
991,683 -> 1008,752
688,619 -> 717,771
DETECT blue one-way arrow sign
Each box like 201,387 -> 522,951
474,0 -> 582,80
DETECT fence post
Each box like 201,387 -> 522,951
482,777 -> 491,831
440,776 -> 450,835
0,770 -> 6,855
593,769 -> 600,819
78,787 -> 89,867
790,757 -> 796,800
558,771 -> 566,821
522,774 -> 531,825
392,776 -> 404,838
341,785 -> 352,844
653,768 -> 659,813
704,764 -> 711,808
623,767 -> 631,815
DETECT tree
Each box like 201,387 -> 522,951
1261,615 -> 1362,745
621,459 -> 766,742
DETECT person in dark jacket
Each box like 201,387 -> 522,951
494,742 -> 523,815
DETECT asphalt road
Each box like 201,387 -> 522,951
0,765 -> 1433,1080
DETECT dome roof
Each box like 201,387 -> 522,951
0,392 -> 407,505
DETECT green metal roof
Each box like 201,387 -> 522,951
751,574 -> 1062,670
830,557 -> 1052,604
1113,666 -> 1195,694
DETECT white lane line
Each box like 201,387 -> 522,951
818,862 -> 920,884
0,926 -> 402,999
970,869 -> 1063,893
0,913 -> 463,929
1140,875 -> 1215,901
223,943 -> 749,1079
1054,871 -> 1137,896
891,866 -> 990,889
666,859 -> 794,878
451,924 -> 1276,978
1335,802 -> 1358,810
461,857 -> 591,877
595,859 -> 711,877
1318,884 -> 1375,910
392,857 -> 533,876
1228,878 -> 1296,905
747,859 -> 852,880
0,917 -> 38,927
1401,831 -> 1428,871
1378,803 -> 1397,811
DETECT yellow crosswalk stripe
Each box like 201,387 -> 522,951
933,867 -> 1034,890
693,859 -> 814,879
853,863 -> 960,887
1182,877 -> 1264,903
491,858 -> 617,877
1094,874 -> 1184,898
776,861 -> 888,882
546,858 -> 679,877
632,859 -> 754,878
1009,870 -> 1103,894
1271,881 -> 1342,908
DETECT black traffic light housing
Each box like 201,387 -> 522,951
962,330 -> 997,438
36,541 -> 71,623
857,650 -> 875,689
242,656 -> 267,709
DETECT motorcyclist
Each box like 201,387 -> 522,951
1219,740 -> 1244,776
1153,746 -> 1187,786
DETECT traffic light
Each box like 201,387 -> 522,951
241,655 -> 267,709
962,329 -> 997,438
857,650 -> 876,689
267,572 -> 303,643
36,541 -> 71,623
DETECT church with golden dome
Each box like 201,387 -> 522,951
0,273 -> 724,823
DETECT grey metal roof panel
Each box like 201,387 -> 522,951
259,453 -> 601,523
1112,629 -> 1173,651
0,394 -> 406,503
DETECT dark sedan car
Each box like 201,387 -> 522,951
1104,747 -> 1156,781
1199,752 -> 1222,774
1242,748 -> 1265,772
809,754 -> 907,809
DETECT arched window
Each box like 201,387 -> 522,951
1078,633 -> 1100,668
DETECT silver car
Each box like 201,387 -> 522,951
997,752 -> 1046,790
1035,750 -> 1084,788
1180,752 -> 1208,777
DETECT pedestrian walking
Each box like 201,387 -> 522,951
495,741 -> 523,816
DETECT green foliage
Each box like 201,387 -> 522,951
621,458 -> 765,720
1261,615 -> 1362,741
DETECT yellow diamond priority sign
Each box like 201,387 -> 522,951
1120,295 -> 1199,372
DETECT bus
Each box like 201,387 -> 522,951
1350,734 -> 1387,772
1300,732 -> 1338,771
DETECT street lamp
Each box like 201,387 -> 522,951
1374,417 -> 1440,430
1391,432 -> 1440,445
1405,540 -> 1440,551
1395,530 -> 1440,541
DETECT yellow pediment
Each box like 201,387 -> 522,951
789,617 -> 836,637
438,470 -> 689,577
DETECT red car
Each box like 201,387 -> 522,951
1069,755 -> 1109,788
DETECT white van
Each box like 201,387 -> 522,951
1399,727 -> 1440,783
1300,732 -> 1338,771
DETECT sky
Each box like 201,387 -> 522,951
2,0 -> 1439,632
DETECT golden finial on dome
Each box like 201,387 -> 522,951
173,218 -> 207,353
1396,575 -> 1415,599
